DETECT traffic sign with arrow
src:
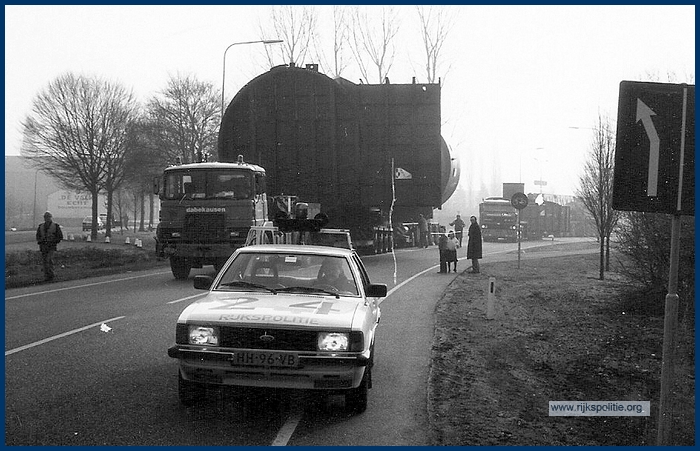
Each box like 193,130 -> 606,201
612,81 -> 694,215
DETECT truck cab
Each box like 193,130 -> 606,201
155,158 -> 268,279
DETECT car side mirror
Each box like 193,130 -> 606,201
193,275 -> 213,290
366,283 -> 387,298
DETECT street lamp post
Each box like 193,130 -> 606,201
221,39 -> 283,117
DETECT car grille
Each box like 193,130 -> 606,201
221,327 -> 319,351
176,325 -> 364,352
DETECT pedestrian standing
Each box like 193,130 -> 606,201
418,214 -> 429,248
36,211 -> 63,281
445,230 -> 459,272
449,214 -> 466,247
437,232 -> 448,273
467,215 -> 482,273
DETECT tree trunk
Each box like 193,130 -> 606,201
605,234 -> 611,271
106,189 -> 113,238
139,191 -> 146,232
91,189 -> 99,241
599,235 -> 605,280
149,193 -> 154,231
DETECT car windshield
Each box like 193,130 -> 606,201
163,169 -> 254,200
216,252 -> 359,296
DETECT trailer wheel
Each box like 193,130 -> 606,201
170,257 -> 191,279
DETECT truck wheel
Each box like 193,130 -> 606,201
170,257 -> 191,279
345,368 -> 369,414
178,372 -> 205,406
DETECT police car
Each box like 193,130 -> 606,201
168,244 -> 387,414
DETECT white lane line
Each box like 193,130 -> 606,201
167,293 -> 207,304
271,407 -> 303,446
5,316 -> 126,356
5,271 -> 171,300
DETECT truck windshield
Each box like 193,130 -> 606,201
164,170 -> 254,200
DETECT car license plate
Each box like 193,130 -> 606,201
231,351 -> 298,367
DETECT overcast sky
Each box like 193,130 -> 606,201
5,5 -> 695,196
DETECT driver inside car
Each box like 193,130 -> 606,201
314,258 -> 356,294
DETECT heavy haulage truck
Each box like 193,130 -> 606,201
156,63 -> 459,278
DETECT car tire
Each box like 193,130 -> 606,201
170,257 -> 191,279
178,371 -> 206,406
345,368 -> 369,414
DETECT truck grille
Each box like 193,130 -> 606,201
183,213 -> 226,242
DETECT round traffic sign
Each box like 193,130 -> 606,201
511,192 -> 529,210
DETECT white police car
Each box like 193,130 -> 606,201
168,244 -> 387,413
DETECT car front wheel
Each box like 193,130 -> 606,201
178,371 -> 206,406
345,368 -> 369,414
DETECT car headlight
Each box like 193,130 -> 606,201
188,326 -> 219,346
317,332 -> 350,351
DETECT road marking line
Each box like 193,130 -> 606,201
271,407 -> 303,446
5,271 -> 171,300
167,293 -> 207,304
5,316 -> 126,356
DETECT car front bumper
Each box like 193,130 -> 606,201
168,346 -> 369,390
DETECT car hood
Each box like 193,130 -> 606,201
178,291 -> 362,329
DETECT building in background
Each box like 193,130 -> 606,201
5,156 -> 105,229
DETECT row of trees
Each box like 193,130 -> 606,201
21,6 -> 457,240
259,6 -> 456,84
21,73 -> 220,239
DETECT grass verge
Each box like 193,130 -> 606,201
428,251 -> 694,446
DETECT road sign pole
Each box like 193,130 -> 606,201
656,213 -> 681,445
517,212 -> 522,269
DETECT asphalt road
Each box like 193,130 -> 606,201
5,238 -> 592,446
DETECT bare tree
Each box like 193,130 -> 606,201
101,109 -> 141,237
576,113 -> 620,280
416,6 -> 456,84
21,73 -> 137,240
312,6 -> 351,78
147,73 -> 220,164
260,6 -> 318,67
349,6 -> 401,84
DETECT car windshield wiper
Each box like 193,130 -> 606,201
217,280 -> 277,294
275,286 -> 340,299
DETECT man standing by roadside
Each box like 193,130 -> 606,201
449,214 -> 466,247
36,211 -> 63,281
467,215 -> 482,273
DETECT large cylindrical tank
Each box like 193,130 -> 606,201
219,64 -> 458,228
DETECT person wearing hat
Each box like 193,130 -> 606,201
36,211 -> 63,281
449,214 -> 466,247
444,229 -> 460,272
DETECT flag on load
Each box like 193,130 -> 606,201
395,167 -> 412,180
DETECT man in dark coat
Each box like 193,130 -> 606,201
36,211 -> 63,281
466,215 -> 482,273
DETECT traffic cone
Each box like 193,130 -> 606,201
105,236 -> 111,243
87,235 -> 92,242
125,237 -> 131,245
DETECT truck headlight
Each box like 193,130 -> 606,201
188,326 -> 219,346
317,332 -> 349,351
